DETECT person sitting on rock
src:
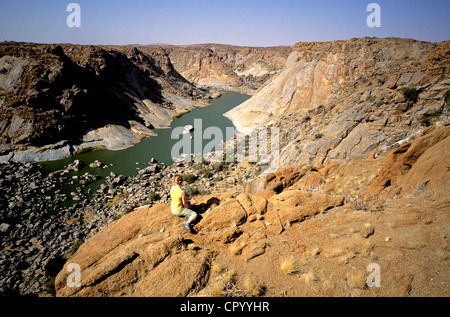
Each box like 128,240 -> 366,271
170,175 -> 198,233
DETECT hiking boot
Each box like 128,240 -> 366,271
182,223 -> 192,233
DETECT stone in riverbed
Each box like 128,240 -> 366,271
89,160 -> 104,168
0,223 -> 11,233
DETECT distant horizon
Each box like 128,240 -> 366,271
2,35 -> 448,49
1,1 -> 449,47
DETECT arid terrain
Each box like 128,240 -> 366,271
55,123 -> 449,297
0,37 -> 449,297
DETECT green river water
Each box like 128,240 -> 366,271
39,91 -> 251,177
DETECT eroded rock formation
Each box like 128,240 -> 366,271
55,123 -> 449,297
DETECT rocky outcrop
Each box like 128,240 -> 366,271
0,42 -> 290,163
54,123 -> 449,297
145,44 -> 290,93
225,38 -> 450,168
367,123 -> 450,198
0,42 -> 207,162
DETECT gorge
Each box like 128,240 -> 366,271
0,38 -> 449,297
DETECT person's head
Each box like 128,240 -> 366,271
174,175 -> 183,186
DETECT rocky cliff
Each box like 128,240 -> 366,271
0,42 -> 205,162
225,38 -> 450,169
55,123 -> 450,297
150,44 -> 290,93
0,42 -> 289,162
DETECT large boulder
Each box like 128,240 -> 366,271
268,190 -> 344,225
55,192 -> 276,297
367,124 -> 450,198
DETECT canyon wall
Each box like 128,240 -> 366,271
225,38 -> 450,168
0,42 -> 289,162
151,44 -> 290,92
0,43 -> 203,162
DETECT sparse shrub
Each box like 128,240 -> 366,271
198,167 -> 213,178
200,268 -> 240,297
43,277 -> 56,296
400,87 -> 420,104
303,115 -> 311,122
83,212 -> 94,222
69,240 -> 84,256
360,241 -> 374,257
209,281 -> 226,297
349,271 -> 367,289
421,107 -> 443,127
211,176 -> 221,183
244,277 -> 265,296
148,191 -> 161,201
436,247 -> 449,261
181,174 -> 197,184
212,162 -> 227,172
280,257 -> 300,275
303,271 -> 318,284
346,194 -> 378,211
257,163 -> 270,175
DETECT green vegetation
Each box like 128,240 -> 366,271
400,87 -> 420,104
148,191 -> 161,201
181,174 -> 197,184
212,162 -> 228,172
421,107 -> 443,127
198,167 -> 213,178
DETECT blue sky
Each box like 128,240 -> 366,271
0,0 -> 449,46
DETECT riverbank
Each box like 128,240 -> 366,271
0,95 -> 216,165
0,157 -> 260,295
36,91 -> 251,177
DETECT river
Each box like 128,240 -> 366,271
39,91 -> 251,177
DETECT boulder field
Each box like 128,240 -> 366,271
55,124 -> 449,297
